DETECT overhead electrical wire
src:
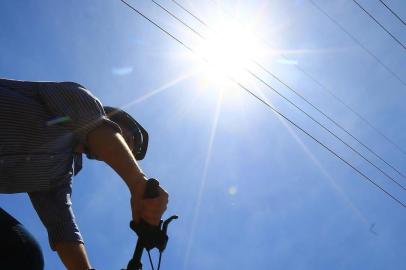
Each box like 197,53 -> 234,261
195,0 -> 406,157
148,0 -> 406,191
307,0 -> 406,87
378,0 -> 406,26
120,0 -> 406,208
351,0 -> 406,50
167,0 -> 406,181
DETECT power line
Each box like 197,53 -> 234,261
201,0 -> 406,157
292,64 -> 406,157
169,0 -> 406,180
307,0 -> 406,87
152,0 -> 203,38
120,0 -> 406,208
255,62 -> 406,180
171,0 -> 208,27
351,0 -> 406,50
378,0 -> 406,26
153,0 -> 406,189
158,0 -> 406,190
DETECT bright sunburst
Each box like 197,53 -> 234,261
196,19 -> 265,91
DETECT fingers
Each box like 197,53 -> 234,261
140,188 -> 169,226
130,196 -> 142,223
130,187 -> 169,226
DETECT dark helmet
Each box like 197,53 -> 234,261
103,106 -> 149,160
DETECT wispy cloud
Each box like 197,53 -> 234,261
276,58 -> 299,65
112,66 -> 134,76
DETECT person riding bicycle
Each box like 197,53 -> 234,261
0,78 -> 169,270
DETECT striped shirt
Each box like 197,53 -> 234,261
0,78 -> 119,249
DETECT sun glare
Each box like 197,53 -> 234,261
196,19 -> 265,90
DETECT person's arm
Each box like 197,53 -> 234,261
29,183 -> 92,270
85,122 -> 168,226
55,242 -> 91,270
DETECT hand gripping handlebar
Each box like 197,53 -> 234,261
124,179 -> 178,270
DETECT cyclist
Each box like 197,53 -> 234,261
0,78 -> 169,270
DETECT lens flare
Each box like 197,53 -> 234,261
196,19 -> 265,89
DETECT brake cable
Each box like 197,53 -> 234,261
123,178 -> 178,270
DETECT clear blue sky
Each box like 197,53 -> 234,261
1,0 -> 406,269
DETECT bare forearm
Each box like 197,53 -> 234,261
55,242 -> 91,270
85,123 -> 168,225
86,124 -> 147,193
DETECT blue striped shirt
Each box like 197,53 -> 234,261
0,78 -> 120,249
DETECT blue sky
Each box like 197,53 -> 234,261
1,0 -> 406,269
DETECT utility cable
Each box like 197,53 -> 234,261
307,0 -> 406,86
351,0 -> 406,50
379,0 -> 406,26
197,0 -> 406,156
168,0 -> 406,181
149,0 -> 406,190
292,63 -> 406,157
255,61 -> 406,180
120,0 -> 406,208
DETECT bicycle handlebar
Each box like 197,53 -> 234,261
123,179 -> 178,270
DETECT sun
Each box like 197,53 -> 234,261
195,19 -> 265,92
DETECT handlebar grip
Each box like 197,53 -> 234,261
129,178 -> 160,232
144,178 -> 160,199
126,178 -> 176,269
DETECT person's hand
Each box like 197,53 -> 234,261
130,180 -> 169,226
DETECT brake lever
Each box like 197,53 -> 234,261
123,179 -> 178,270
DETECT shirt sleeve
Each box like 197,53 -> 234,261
28,181 -> 83,250
36,81 -> 121,144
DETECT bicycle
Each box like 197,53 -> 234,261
122,179 -> 178,270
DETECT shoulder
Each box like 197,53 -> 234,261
57,81 -> 86,89
0,78 -> 38,91
38,81 -> 101,102
51,81 -> 90,94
